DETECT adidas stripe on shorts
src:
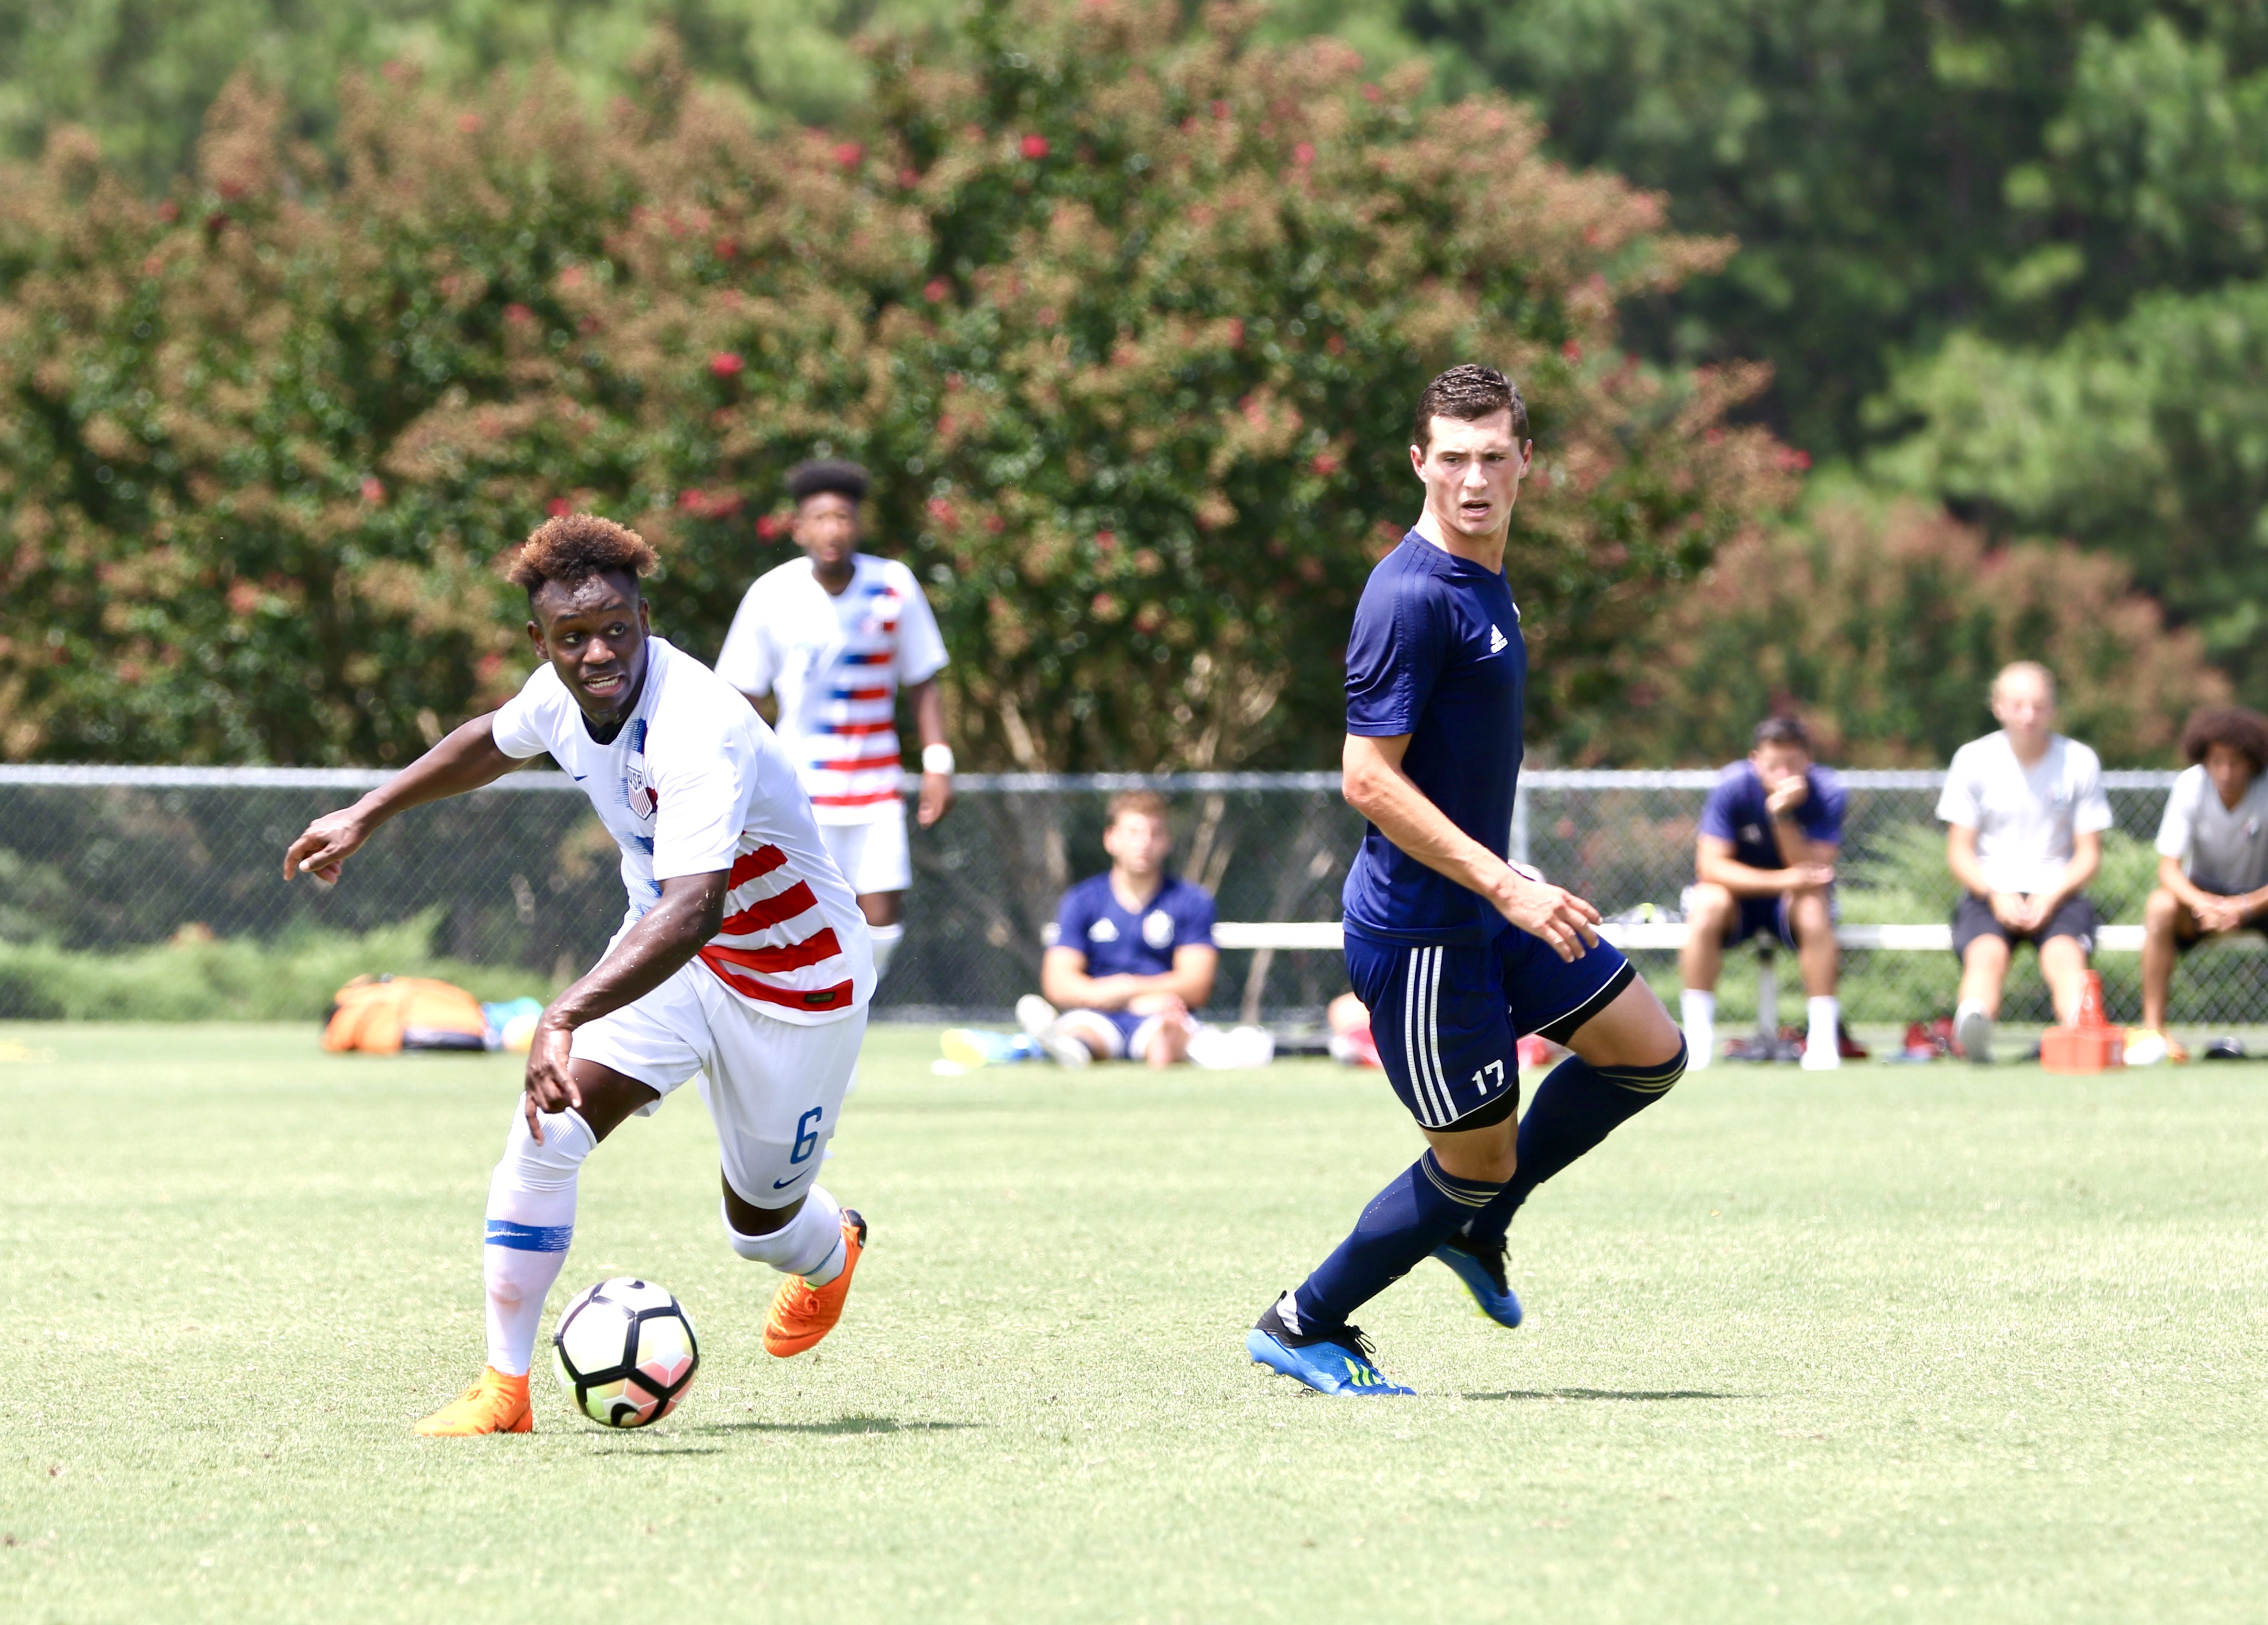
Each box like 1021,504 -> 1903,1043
1343,924 -> 1635,1130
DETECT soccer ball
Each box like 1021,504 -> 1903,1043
552,1277 -> 700,1428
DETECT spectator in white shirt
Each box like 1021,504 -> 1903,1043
1937,662 -> 2112,1062
2133,706 -> 2268,1061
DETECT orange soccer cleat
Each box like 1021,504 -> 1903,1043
763,1209 -> 868,1358
413,1366 -> 534,1436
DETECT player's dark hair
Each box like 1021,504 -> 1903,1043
787,459 -> 871,506
1105,789 -> 1171,830
2180,705 -> 2268,774
1412,364 -> 1528,451
507,513 -> 658,596
1753,715 -> 1813,753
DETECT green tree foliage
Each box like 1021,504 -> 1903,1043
1605,492 -> 2229,768
1392,1 -> 2268,704
0,0 -> 961,190
0,0 -> 1790,767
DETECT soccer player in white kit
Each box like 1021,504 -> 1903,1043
283,515 -> 875,1436
716,460 -> 953,982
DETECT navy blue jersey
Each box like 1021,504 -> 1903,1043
1049,872 -> 1217,977
1698,762 -> 1846,869
1340,533 -> 1525,946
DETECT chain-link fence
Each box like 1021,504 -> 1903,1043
2,765 -> 2259,1028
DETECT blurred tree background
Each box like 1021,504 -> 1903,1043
0,0 -> 2255,765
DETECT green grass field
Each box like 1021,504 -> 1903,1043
4,1023 -> 2265,1622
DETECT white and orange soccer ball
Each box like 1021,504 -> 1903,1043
552,1277 -> 700,1428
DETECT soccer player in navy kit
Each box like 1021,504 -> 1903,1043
1247,364 -> 1689,1396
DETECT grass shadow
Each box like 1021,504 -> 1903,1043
691,1415 -> 987,1437
1462,1389 -> 1743,1403
583,1444 -> 725,1455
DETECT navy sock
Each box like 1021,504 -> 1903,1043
1293,1151 -> 1503,1328
1462,1040 -> 1687,1251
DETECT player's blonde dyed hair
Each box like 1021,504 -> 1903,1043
1989,660 -> 2056,704
507,513 -> 659,594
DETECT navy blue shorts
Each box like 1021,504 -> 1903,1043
1726,895 -> 1797,950
1344,926 -> 1636,1131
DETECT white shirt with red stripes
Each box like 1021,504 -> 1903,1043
490,636 -> 872,1025
714,552 -> 949,825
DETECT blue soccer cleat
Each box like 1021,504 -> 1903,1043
1245,1294 -> 1414,1396
1433,1234 -> 1524,1328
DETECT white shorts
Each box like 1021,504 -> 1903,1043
818,801 -> 911,896
571,958 -> 867,1208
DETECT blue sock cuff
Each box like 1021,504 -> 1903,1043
1418,1149 -> 1503,1208
485,1219 -> 574,1252
1595,1038 -> 1687,1095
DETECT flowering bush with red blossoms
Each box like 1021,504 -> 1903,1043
0,0 -> 1792,767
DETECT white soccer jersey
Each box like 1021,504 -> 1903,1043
1935,731 -> 2113,896
714,553 -> 948,825
490,636 -> 872,1024
2156,763 -> 2268,896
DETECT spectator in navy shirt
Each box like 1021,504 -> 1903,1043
1679,716 -> 1847,1071
1017,790 -> 1219,1067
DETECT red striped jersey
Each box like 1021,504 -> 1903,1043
714,553 -> 948,825
490,636 -> 872,1024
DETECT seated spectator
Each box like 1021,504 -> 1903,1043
1017,790 -> 1220,1067
1938,661 -> 2111,1063
1680,716 -> 1848,1072
2133,706 -> 2268,1062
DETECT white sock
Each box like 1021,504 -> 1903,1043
1806,996 -> 1840,1055
721,1184 -> 847,1284
482,1107 -> 594,1376
1681,989 -> 1716,1068
868,922 -> 903,982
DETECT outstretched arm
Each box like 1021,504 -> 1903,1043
1343,732 -> 1601,961
282,715 -> 520,883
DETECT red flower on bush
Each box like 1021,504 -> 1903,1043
1293,142 -> 1316,167
547,497 -> 573,518
1020,133 -> 1050,160
1310,453 -> 1339,477
678,489 -> 744,519
927,496 -> 958,527
709,351 -> 745,378
503,302 -> 534,326
360,476 -> 386,504
833,142 -> 864,168
923,278 -> 951,303
1562,340 -> 1582,362
156,200 -> 179,223
756,513 -> 785,540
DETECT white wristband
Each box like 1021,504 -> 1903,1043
921,743 -> 955,776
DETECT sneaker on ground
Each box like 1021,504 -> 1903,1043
1432,1235 -> 1523,1328
1245,1293 -> 1413,1396
1015,994 -> 1092,1066
1955,1005 -> 1995,1064
1188,1024 -> 1275,1069
1800,1044 -> 1841,1071
764,1209 -> 867,1358
2124,1027 -> 2169,1067
413,1366 -> 532,1436
1837,1020 -> 1871,1060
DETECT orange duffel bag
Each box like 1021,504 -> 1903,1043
321,975 -> 491,1054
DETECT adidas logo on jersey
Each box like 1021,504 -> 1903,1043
1488,624 -> 1509,654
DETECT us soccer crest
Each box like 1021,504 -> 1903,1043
623,719 -> 658,821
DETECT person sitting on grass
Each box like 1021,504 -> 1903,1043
2132,705 -> 2268,1065
1017,790 -> 1220,1067
1679,715 -> 1848,1072
1938,661 -> 2112,1063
